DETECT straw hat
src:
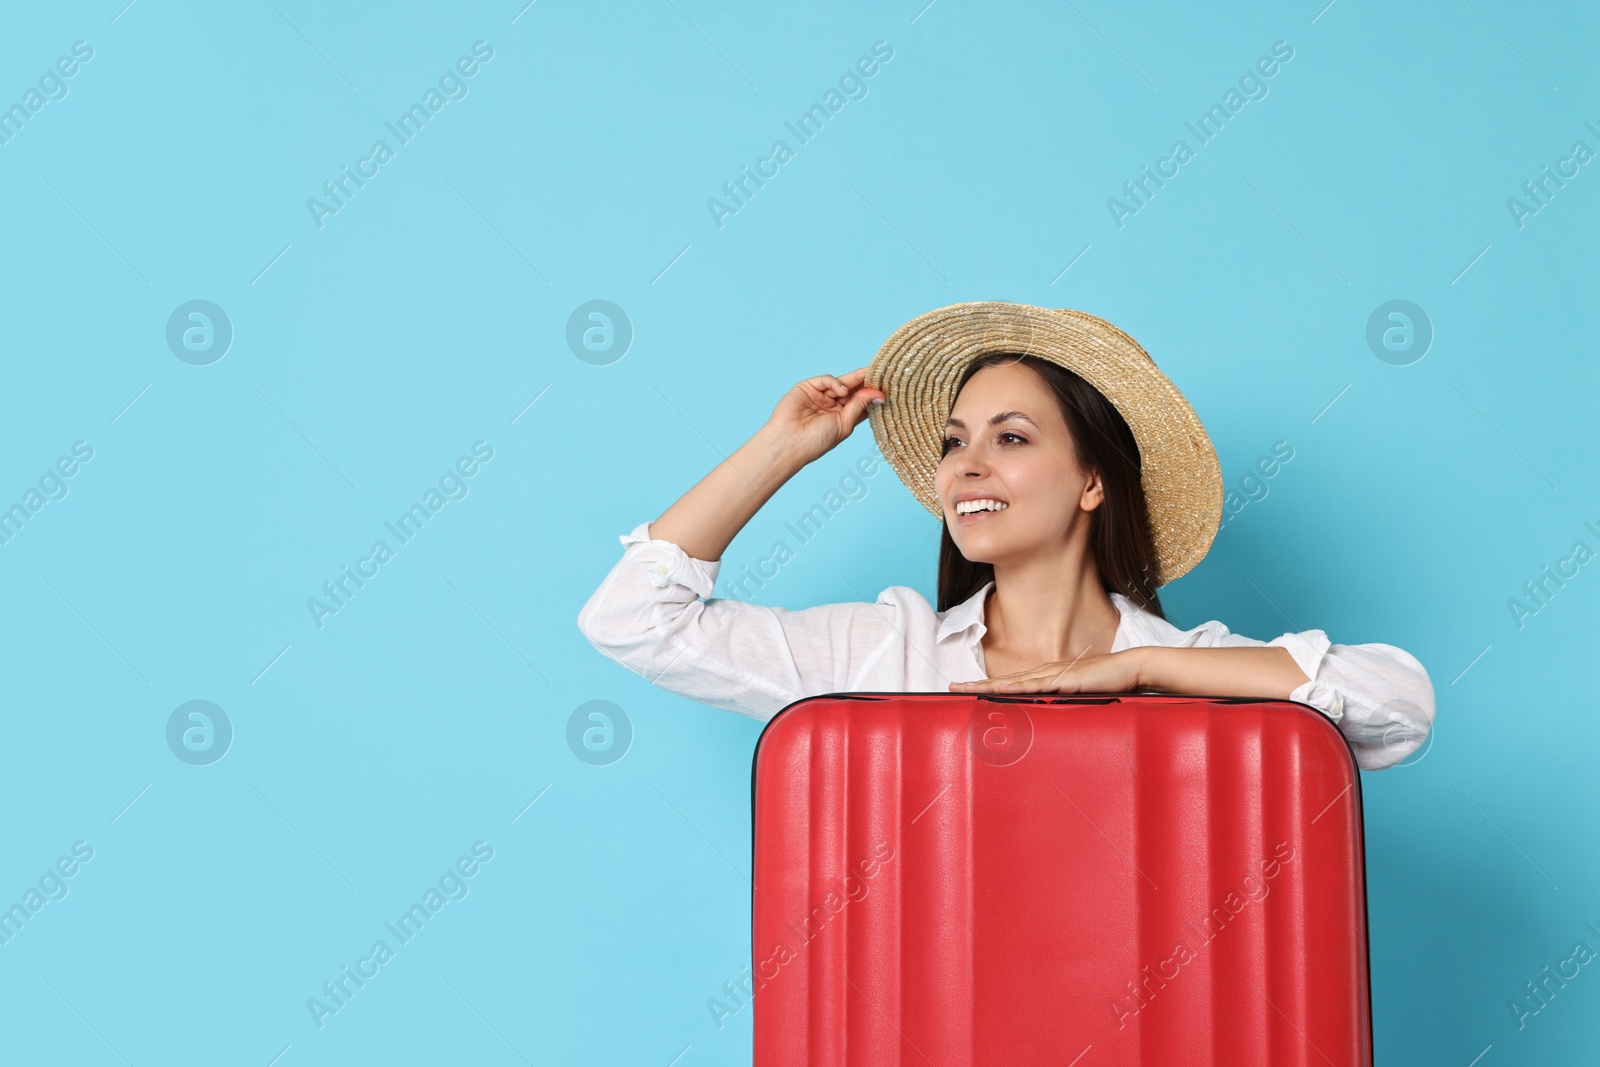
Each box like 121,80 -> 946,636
864,301 -> 1222,586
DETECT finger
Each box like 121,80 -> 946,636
842,385 -> 886,423
965,667 -> 1065,694
953,675 -> 1027,692
825,374 -> 884,410
800,376 -> 851,402
956,681 -> 1001,692
986,676 -> 1043,692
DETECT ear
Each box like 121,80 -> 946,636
1079,469 -> 1105,512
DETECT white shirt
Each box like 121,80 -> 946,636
578,521 -> 1437,772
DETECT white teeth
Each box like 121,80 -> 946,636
955,499 -> 1008,515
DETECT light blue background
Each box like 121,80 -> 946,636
0,0 -> 1595,1063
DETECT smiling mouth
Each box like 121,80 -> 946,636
953,503 -> 1007,525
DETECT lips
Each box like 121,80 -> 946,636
954,504 -> 1006,525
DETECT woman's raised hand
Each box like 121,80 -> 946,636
767,367 -> 886,465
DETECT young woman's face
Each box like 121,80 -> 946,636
934,361 -> 1102,565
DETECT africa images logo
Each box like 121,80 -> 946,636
706,40 -> 895,229
1108,840 -> 1296,1030
306,41 -> 495,230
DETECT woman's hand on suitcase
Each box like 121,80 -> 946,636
950,649 -> 1144,695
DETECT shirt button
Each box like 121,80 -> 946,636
655,563 -> 668,576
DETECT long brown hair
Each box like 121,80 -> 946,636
935,352 -> 1166,619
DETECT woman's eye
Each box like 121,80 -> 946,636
942,432 -> 1024,456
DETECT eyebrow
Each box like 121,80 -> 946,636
944,411 -> 1039,431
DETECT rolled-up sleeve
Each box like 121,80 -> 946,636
1185,620 -> 1437,772
575,522 -> 894,720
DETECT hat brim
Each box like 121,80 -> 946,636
865,301 -> 1222,586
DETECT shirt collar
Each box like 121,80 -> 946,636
936,580 -> 996,642
936,581 -> 1142,647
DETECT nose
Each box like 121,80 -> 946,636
941,448 -> 990,505
953,445 -> 990,477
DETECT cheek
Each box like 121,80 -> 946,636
1013,467 -> 1055,497
1008,458 -> 1082,511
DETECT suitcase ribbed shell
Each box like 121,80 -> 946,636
751,693 -> 1371,1066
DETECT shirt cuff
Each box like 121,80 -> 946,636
1271,629 -> 1344,723
619,521 -> 722,599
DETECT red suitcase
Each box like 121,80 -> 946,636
750,692 -> 1372,1066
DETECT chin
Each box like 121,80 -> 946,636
950,538 -> 1002,565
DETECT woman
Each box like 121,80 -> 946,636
577,302 -> 1435,771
